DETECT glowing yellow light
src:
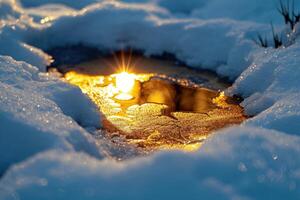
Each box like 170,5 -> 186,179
212,91 -> 230,108
115,72 -> 136,93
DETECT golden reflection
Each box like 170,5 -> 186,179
64,70 -> 246,152
212,91 -> 229,108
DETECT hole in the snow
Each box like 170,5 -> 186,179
47,47 -> 247,152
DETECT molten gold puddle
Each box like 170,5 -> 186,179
64,71 -> 246,152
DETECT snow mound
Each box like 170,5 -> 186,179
136,0 -> 300,24
0,56 -> 101,128
0,56 -> 103,174
1,0 -> 269,79
154,0 -> 207,15
22,0 -> 265,79
1,127 -> 300,200
246,94 -> 300,136
189,0 -> 290,24
19,0 -> 102,9
0,34 -> 52,71
227,41 -> 300,135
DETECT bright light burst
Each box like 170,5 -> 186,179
115,72 -> 136,93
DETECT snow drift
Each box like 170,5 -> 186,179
0,55 -> 102,175
1,127 -> 300,200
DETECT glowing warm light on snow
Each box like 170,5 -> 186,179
114,72 -> 136,100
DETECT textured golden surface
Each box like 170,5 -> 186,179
64,71 -> 246,152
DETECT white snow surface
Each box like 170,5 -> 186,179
1,127 -> 300,200
0,0 -> 300,199
19,0 -> 103,9
0,55 -> 103,174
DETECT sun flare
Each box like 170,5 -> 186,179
115,72 -> 136,93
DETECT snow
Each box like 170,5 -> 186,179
0,56 -> 101,128
0,0 -> 300,199
19,0 -> 102,9
229,40 -> 300,119
1,127 -> 300,200
121,0 -> 300,25
0,56 -> 103,174
245,94 -> 300,136
187,0 -> 287,24
22,0 -> 267,78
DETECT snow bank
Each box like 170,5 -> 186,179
0,0 -> 52,70
0,0 -> 271,79
0,36 -> 51,72
19,0 -> 101,9
0,82 -> 71,174
146,0 -> 300,25
227,40 -> 300,134
0,56 -> 103,174
41,81 -> 102,128
0,56 -> 101,128
150,0 -> 208,15
231,41 -> 300,99
21,0 -> 265,80
188,0 -> 285,24
1,0 -> 298,78
1,127 -> 300,200
246,94 -> 300,136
